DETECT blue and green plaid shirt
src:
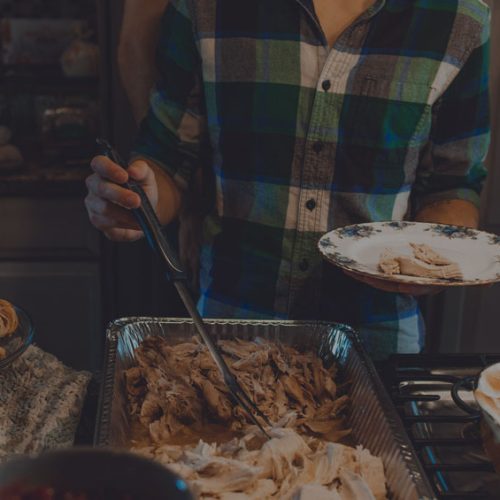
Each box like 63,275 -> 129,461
133,0 -> 490,359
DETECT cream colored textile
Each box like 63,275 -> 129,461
0,345 -> 91,460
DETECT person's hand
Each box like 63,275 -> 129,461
85,156 -> 159,242
343,270 -> 445,296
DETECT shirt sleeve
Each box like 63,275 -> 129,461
411,22 -> 490,214
131,0 -> 205,190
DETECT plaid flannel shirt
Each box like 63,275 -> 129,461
133,0 -> 490,359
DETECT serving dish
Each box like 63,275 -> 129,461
319,222 -> 500,287
95,318 -> 436,500
0,447 -> 192,499
0,306 -> 34,370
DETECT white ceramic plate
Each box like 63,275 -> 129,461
318,222 -> 500,287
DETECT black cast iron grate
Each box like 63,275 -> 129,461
377,354 -> 500,500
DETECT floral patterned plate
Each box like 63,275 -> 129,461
318,222 -> 500,287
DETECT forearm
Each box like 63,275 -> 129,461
130,0 -> 204,218
415,199 -> 480,229
119,50 -> 158,123
118,0 -> 169,123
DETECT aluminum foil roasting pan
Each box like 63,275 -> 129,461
95,318 -> 436,500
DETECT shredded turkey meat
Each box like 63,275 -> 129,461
125,336 -> 350,443
125,336 -> 387,498
134,415 -> 386,499
378,243 -> 462,280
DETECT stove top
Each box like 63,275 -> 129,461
378,354 -> 500,500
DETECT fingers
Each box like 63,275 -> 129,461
421,288 -> 442,296
343,270 -> 445,296
91,155 -> 129,184
85,173 -> 141,209
86,156 -> 157,242
128,160 -> 153,183
102,228 -> 144,242
85,194 -> 139,230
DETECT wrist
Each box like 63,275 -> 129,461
415,199 -> 479,229
150,163 -> 183,225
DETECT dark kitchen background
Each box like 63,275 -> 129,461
0,0 -> 498,371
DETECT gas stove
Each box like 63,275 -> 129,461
378,354 -> 500,499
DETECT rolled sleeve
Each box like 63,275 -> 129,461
131,0 -> 206,190
412,23 -> 490,214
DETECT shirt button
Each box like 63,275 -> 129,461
306,199 -> 316,211
299,259 -> 309,272
322,80 -> 331,91
312,141 -> 323,153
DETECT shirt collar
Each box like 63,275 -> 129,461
295,0 -> 389,24
384,0 -> 415,12
295,0 -> 415,16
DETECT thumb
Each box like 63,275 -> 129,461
128,160 -> 154,184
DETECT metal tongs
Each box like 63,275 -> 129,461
96,138 -> 271,438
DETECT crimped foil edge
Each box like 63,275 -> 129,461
95,318 -> 436,499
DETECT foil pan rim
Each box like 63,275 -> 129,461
95,317 -> 436,499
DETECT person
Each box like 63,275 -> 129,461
117,0 -> 204,289
118,0 -> 169,123
85,0 -> 491,359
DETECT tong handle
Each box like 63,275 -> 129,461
96,138 -> 186,282
129,181 -> 186,281
96,140 -> 270,437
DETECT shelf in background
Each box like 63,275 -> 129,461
0,65 -> 99,94
0,161 -> 90,196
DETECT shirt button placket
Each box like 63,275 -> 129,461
306,199 -> 316,211
289,55 -> 339,310
299,259 -> 309,272
312,141 -> 324,154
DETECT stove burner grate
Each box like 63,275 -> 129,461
378,354 -> 500,499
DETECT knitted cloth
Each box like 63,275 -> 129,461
0,345 -> 91,461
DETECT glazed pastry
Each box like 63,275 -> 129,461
0,300 -> 19,338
